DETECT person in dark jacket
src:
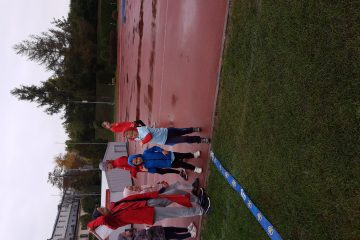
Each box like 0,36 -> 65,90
128,146 -> 203,175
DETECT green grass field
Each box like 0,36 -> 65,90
202,0 -> 359,239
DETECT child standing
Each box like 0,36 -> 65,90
128,146 -> 203,175
99,156 -> 189,180
124,126 -> 210,145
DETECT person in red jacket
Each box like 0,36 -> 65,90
99,156 -> 143,178
99,156 -> 188,180
102,120 -> 146,133
87,191 -> 209,231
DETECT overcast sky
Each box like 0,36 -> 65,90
0,1 -> 70,239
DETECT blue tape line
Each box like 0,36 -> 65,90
210,151 -> 282,240
121,0 -> 126,24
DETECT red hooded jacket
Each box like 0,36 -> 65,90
109,122 -> 134,132
87,191 -> 192,230
108,156 -> 141,178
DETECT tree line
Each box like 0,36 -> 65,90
12,0 -> 107,194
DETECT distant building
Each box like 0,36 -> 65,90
48,190 -> 89,240
76,208 -> 91,240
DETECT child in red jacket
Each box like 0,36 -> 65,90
101,119 -> 146,133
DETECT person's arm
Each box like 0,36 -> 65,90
130,168 -> 138,178
160,181 -> 169,188
137,127 -> 152,144
139,165 -> 148,172
121,190 -> 159,202
141,133 -> 152,144
88,229 -> 103,240
110,122 -> 133,132
145,146 -> 163,153
147,167 -> 157,173
87,216 -> 106,231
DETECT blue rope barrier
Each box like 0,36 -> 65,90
210,151 -> 282,240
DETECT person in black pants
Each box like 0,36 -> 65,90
128,146 -> 203,180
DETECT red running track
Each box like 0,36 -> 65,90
116,0 -> 228,234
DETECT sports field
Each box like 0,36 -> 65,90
201,1 -> 360,239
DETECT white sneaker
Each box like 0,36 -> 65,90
190,223 -> 197,238
200,137 -> 211,144
193,127 -> 201,132
187,222 -> 195,232
193,151 -> 201,158
194,167 -> 202,174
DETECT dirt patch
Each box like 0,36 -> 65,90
171,94 -> 178,107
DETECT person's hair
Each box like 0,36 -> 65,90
92,208 -> 102,219
99,161 -> 108,171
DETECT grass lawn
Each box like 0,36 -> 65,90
202,0 -> 359,239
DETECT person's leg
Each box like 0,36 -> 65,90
170,181 -> 193,191
167,128 -> 194,137
173,152 -> 194,160
154,207 -> 203,222
161,188 -> 188,195
164,227 -> 188,233
165,136 -> 201,145
171,160 -> 196,171
155,168 -> 180,175
147,198 -> 173,207
160,187 -> 200,204
163,227 -> 191,240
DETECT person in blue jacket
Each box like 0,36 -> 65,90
128,146 -> 203,178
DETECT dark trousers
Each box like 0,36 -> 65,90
171,152 -> 196,171
163,227 -> 191,240
155,152 -> 196,173
155,168 -> 180,174
165,128 -> 201,145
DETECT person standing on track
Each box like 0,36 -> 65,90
87,191 -> 208,231
127,146 -> 203,177
100,156 -> 189,180
123,126 -> 211,146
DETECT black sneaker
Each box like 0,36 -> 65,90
200,195 -> 211,215
199,188 -> 204,200
179,169 -> 188,181
191,178 -> 200,196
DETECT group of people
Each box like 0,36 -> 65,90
87,120 -> 212,239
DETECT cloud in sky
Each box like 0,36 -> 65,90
0,1 -> 71,239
